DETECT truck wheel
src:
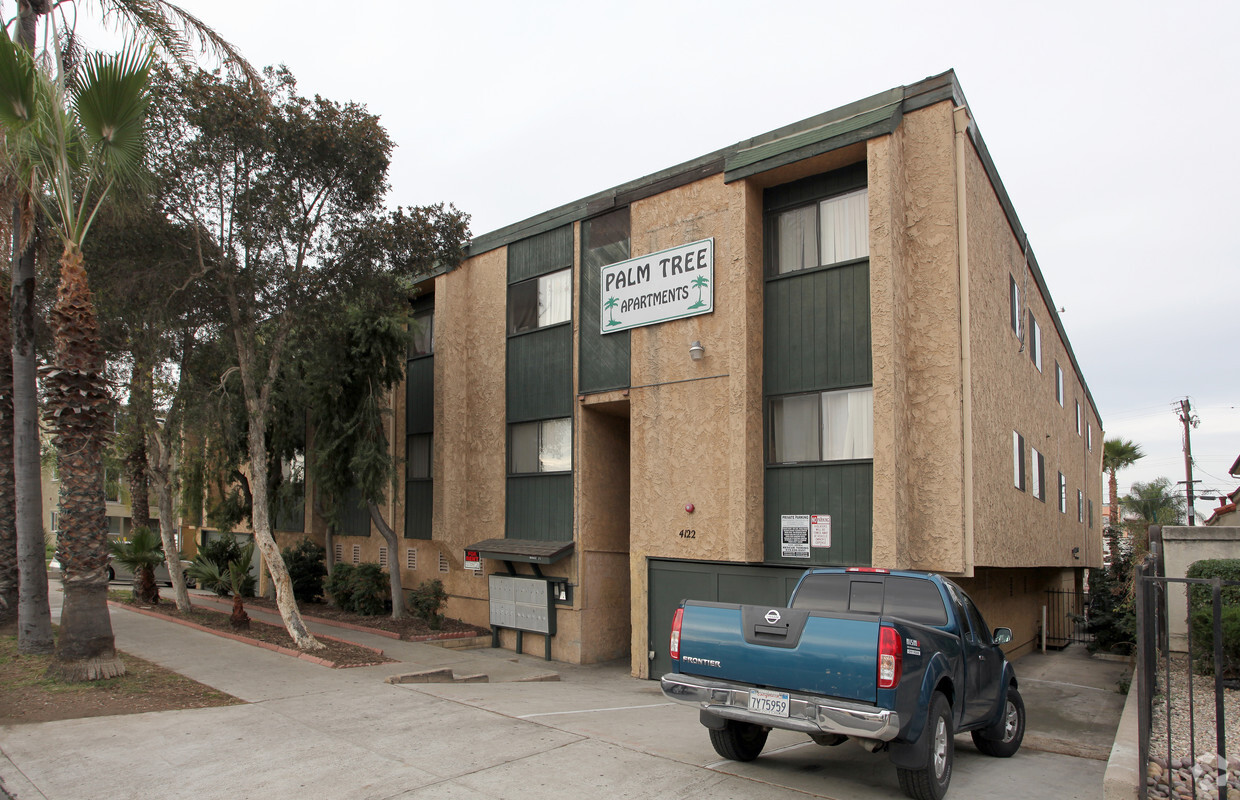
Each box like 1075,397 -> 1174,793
896,692 -> 953,800
971,686 -> 1025,758
708,720 -> 769,762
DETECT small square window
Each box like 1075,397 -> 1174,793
508,418 -> 572,474
508,268 -> 571,334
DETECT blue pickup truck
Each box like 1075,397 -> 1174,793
660,568 -> 1024,800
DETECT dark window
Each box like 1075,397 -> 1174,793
883,577 -> 949,626
791,574 -> 851,612
848,580 -> 884,614
508,268 -> 571,334
508,418 -> 571,474
1009,275 -> 1020,336
406,433 -> 432,480
1028,312 -> 1042,371
962,597 -> 992,645
409,307 -> 433,357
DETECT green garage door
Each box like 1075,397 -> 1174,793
647,559 -> 806,678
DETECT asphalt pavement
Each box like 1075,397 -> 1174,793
0,584 -> 1132,800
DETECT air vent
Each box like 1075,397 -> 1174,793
378,546 -> 388,569
352,545 -> 361,565
438,553 -> 449,573
334,543 -> 343,563
406,548 -> 417,570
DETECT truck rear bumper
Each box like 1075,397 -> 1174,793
660,673 -> 901,741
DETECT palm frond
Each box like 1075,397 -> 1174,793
0,29 -> 39,128
74,45 -> 153,174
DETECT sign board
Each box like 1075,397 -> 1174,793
811,514 -> 832,548
464,549 -> 481,571
599,238 -> 714,334
488,574 -> 556,635
780,514 -> 811,559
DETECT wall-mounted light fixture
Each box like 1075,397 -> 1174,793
689,340 -> 705,361
1072,546 -> 1080,560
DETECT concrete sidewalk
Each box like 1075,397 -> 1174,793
1,586 -> 1132,800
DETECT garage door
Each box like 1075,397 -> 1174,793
647,559 -> 805,678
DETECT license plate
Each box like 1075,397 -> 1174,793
748,689 -> 790,718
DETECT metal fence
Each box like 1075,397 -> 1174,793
1042,588 -> 1092,650
1135,558 -> 1238,800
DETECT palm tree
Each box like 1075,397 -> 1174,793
0,31 -> 154,680
1102,437 -> 1145,530
688,274 -> 709,309
4,0 -> 258,655
108,525 -> 162,604
1119,477 -> 1186,553
604,295 -> 619,326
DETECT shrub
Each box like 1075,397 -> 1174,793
325,562 -> 390,616
191,538 -> 256,597
282,538 -> 327,603
1084,537 -> 1137,655
325,563 -> 355,610
409,579 -> 448,630
1185,559 -> 1240,677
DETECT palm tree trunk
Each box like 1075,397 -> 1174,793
0,267 -> 17,623
43,246 -> 121,681
11,199 -> 52,653
367,501 -> 404,620
1108,469 -> 1119,530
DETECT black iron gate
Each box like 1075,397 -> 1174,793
1043,588 -> 1092,649
1135,559 -> 1238,800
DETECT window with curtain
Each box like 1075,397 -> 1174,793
774,188 -> 869,275
409,307 -> 434,357
508,418 -> 572,474
509,267 -> 571,334
768,387 -> 873,464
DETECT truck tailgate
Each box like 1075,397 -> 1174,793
677,602 -> 880,704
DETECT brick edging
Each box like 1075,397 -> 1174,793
191,593 -> 485,643
109,601 -> 388,669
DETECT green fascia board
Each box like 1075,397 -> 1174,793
724,100 -> 903,181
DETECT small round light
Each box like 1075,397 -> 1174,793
685,503 -> 695,513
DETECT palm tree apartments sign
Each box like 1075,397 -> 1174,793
599,238 -> 713,334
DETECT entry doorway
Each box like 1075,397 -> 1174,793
577,400 -> 632,663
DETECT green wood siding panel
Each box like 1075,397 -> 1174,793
406,356 -> 434,434
508,225 -> 573,284
647,560 -> 806,677
505,473 -> 573,541
579,214 -> 631,394
764,261 -> 872,396
763,462 -> 872,566
507,325 -> 573,422
338,486 -> 371,538
763,163 -> 867,214
404,480 -> 432,540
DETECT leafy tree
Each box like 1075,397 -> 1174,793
108,525 -> 163,604
0,31 -> 154,680
3,0 -> 257,657
1102,437 -> 1144,531
151,66 -> 468,649
282,538 -> 326,604
1120,477 -> 1186,552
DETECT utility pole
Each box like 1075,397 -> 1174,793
1177,398 -> 1199,525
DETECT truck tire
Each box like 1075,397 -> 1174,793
708,720 -> 769,762
896,692 -> 953,800
971,686 -> 1025,758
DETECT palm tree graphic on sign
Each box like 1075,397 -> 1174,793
688,275 -> 709,309
604,296 -> 621,326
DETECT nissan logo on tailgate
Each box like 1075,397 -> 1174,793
765,609 -> 782,625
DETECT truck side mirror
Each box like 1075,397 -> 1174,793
992,627 -> 1013,645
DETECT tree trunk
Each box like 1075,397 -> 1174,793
0,268 -> 17,623
11,199 -> 51,653
229,594 -> 249,629
367,501 -> 404,620
132,565 -> 159,604
43,247 -> 121,680
1108,469 -> 1119,530
245,417 -> 322,650
150,428 -> 191,612
125,437 -> 151,533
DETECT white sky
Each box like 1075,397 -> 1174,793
75,0 -> 1239,516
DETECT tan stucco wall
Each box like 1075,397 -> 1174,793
954,567 -> 1079,660
626,174 -> 765,677
1162,526 -> 1240,651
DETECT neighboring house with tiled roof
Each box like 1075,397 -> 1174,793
1204,486 -> 1240,526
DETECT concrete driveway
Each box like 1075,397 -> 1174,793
0,586 -> 1125,800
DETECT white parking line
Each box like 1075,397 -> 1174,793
518,702 -> 676,719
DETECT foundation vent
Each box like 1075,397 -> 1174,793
334,543 -> 343,563
438,552 -> 449,573
379,546 -> 388,569
352,544 -> 361,565
406,548 -> 417,570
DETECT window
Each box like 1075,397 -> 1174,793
1009,275 -> 1021,337
1078,490 -> 1084,523
409,307 -> 434,357
508,418 -> 572,474
1088,499 -> 1094,528
508,268 -> 571,334
1058,472 -> 1067,513
768,387 -> 874,463
1013,432 -> 1025,491
50,511 -> 58,532
406,433 -> 432,480
1031,447 -> 1045,501
1055,362 -> 1064,406
1075,401 -> 1082,435
1087,422 -> 1093,452
774,188 -> 869,275
1028,312 -> 1041,371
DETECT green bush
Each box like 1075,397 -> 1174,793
325,562 -> 390,616
325,563 -> 355,610
409,579 -> 448,630
1185,559 -> 1240,678
192,538 -> 256,597
1084,536 -> 1137,655
282,538 -> 327,603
